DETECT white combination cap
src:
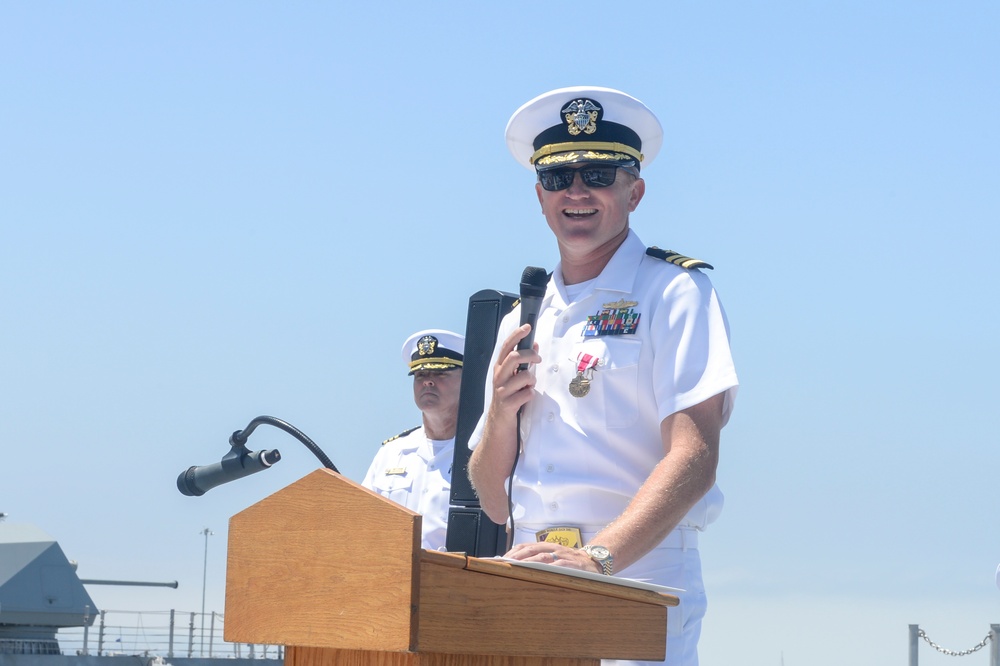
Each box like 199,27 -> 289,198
505,86 -> 663,172
401,329 -> 465,375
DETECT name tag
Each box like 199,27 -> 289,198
385,467 -> 407,476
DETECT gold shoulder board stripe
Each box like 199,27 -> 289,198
382,425 -> 420,446
646,246 -> 714,270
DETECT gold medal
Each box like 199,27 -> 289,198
569,372 -> 590,398
569,352 -> 600,398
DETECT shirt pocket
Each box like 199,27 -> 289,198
371,469 -> 415,504
575,337 -> 642,429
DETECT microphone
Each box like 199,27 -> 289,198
517,266 -> 548,371
177,415 -> 338,498
177,446 -> 281,497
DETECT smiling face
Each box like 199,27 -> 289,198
535,164 -> 645,283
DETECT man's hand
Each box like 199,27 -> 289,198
504,542 -> 603,575
467,323 -> 541,523
488,323 -> 540,420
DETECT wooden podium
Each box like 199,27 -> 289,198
225,469 -> 678,666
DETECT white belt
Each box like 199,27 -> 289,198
659,527 -> 698,551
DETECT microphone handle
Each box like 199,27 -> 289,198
516,294 -> 543,371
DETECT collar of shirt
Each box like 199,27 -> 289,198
390,427 -> 426,456
549,229 -> 645,309
408,431 -> 455,464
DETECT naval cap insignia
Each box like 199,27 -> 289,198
561,98 -> 600,136
417,335 -> 438,356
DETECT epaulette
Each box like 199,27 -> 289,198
382,425 -> 420,446
646,246 -> 714,270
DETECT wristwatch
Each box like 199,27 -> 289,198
581,544 -> 614,575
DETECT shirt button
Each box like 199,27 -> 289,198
546,464 -> 554,473
549,502 -> 559,511
551,364 -> 559,373
547,412 -> 555,422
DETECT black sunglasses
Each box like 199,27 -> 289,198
537,164 -> 639,192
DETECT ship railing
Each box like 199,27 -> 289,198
56,609 -> 282,659
908,623 -> 999,665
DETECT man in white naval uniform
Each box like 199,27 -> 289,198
363,329 -> 464,551
468,87 -> 738,666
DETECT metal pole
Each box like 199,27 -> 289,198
990,624 -> 998,666
97,610 -> 108,656
168,609 -> 175,658
81,605 -> 90,656
200,527 -> 213,656
208,611 -> 216,658
188,612 -> 195,658
909,624 -> 919,666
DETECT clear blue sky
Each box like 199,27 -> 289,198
2,3 -> 998,665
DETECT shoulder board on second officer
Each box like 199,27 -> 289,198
646,246 -> 714,270
382,425 -> 420,446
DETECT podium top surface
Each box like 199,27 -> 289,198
423,550 -> 679,607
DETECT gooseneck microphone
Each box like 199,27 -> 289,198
516,266 -> 548,371
176,415 -> 338,497
177,445 -> 281,497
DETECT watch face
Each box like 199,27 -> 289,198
587,545 -> 610,560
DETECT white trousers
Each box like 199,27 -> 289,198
609,539 -> 706,666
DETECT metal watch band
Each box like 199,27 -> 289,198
581,545 -> 614,575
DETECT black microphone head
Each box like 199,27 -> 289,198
521,266 -> 548,286
520,266 -> 548,299
177,467 -> 206,497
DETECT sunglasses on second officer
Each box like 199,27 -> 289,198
537,163 -> 640,192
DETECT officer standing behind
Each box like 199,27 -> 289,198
363,329 -> 464,551
468,87 -> 739,666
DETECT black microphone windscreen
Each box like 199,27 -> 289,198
521,266 -> 548,287
520,266 -> 548,300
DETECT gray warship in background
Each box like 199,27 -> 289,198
0,519 -> 279,666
